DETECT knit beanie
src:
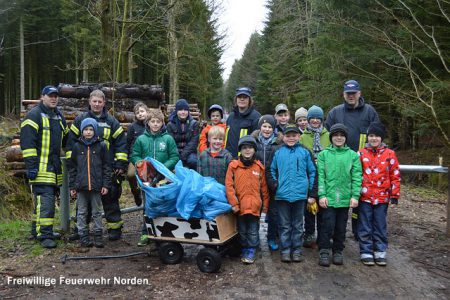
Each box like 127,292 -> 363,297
307,105 -> 324,121
329,123 -> 348,142
258,115 -> 276,129
367,122 -> 386,141
80,118 -> 98,136
295,107 -> 308,122
175,99 -> 190,112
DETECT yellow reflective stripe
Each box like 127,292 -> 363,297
70,123 -> 80,136
57,174 -> 63,186
352,213 -> 358,219
65,151 -> 72,159
224,127 -> 229,146
107,220 -> 124,229
103,127 -> 111,140
36,195 -> 42,235
104,140 -> 110,150
359,134 -> 366,150
30,171 -> 57,184
22,148 -> 38,157
115,152 -> 128,161
32,213 -> 37,221
239,128 -> 248,138
21,119 -> 39,131
38,218 -> 54,226
39,117 -> 50,171
112,126 -> 124,139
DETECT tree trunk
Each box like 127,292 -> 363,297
100,0 -> 114,81
168,0 -> 179,103
20,17 -> 25,110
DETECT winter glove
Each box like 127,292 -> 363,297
390,198 -> 398,205
27,169 -> 38,180
307,201 -> 319,215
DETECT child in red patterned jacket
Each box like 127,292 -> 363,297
358,122 -> 401,266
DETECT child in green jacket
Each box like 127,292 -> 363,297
130,109 -> 179,246
317,123 -> 362,267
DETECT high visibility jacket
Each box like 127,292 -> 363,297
66,108 -> 128,170
20,101 -> 68,186
226,106 -> 261,158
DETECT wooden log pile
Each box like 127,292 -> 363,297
9,82 -> 169,177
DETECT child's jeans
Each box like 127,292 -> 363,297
77,191 -> 103,234
237,214 -> 260,248
318,206 -> 349,252
277,200 -> 305,254
266,198 -> 278,241
358,201 -> 388,258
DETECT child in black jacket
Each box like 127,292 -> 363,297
68,118 -> 111,248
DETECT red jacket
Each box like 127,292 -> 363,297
358,145 -> 401,205
225,159 -> 269,216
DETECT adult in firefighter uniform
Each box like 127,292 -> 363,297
20,85 -> 68,249
66,89 -> 128,240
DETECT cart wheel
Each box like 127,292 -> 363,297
158,242 -> 184,264
197,247 -> 222,273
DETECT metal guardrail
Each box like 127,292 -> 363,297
59,161 -> 450,237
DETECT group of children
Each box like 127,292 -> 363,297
68,96 -> 401,268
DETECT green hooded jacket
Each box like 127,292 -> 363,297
317,145 -> 362,207
130,129 -> 179,171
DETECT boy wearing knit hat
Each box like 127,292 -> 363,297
317,123 -> 362,267
252,115 -> 283,251
68,118 -> 111,248
357,122 -> 400,266
299,105 -> 330,248
295,107 -> 308,134
167,99 -> 200,169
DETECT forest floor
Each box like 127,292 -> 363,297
0,184 -> 448,299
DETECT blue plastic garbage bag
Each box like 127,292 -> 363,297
200,177 -> 232,220
137,158 -> 181,218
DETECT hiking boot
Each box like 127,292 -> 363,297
137,234 -> 149,247
94,232 -> 104,248
361,257 -> 375,266
303,234 -> 315,248
375,257 -> 387,266
332,251 -> 344,265
292,252 -> 304,263
29,232 -> 61,241
68,227 -> 80,241
245,248 -> 256,264
40,239 -> 57,249
268,239 -> 279,251
80,234 -> 93,248
108,228 -> 122,241
319,249 -> 330,267
281,252 -> 291,263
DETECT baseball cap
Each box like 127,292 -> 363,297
41,85 -> 59,96
343,80 -> 360,93
235,87 -> 252,97
283,124 -> 300,135
275,103 -> 288,114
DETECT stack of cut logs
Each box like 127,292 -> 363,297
6,82 -> 174,177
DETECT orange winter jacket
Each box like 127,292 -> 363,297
198,123 -> 228,153
225,159 -> 269,216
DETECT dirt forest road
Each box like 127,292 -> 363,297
0,186 -> 449,299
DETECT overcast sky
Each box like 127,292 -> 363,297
216,0 -> 268,81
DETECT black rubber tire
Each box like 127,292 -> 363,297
158,242 -> 184,264
196,247 -> 222,273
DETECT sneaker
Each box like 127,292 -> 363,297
332,251 -> 344,265
318,249 -> 330,267
303,234 -> 315,248
268,239 -> 279,251
137,235 -> 149,247
241,248 -> 249,263
281,252 -> 291,263
361,257 -> 375,266
245,248 -> 256,264
292,252 -> 304,263
40,239 -> 57,249
375,257 -> 387,266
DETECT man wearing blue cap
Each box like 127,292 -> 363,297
20,85 -> 69,249
226,87 -> 261,158
325,79 -> 379,240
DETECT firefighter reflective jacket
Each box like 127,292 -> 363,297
20,101 -> 68,186
66,108 -> 128,170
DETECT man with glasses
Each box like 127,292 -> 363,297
325,80 -> 379,240
226,87 -> 261,158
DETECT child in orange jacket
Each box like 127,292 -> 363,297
225,135 -> 269,264
198,104 -> 227,153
